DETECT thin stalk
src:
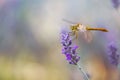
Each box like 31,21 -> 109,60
70,58 -> 89,80
77,63 -> 89,80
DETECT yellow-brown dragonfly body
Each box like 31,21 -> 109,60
63,19 -> 108,42
69,23 -> 108,42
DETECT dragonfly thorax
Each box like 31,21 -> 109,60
78,24 -> 87,32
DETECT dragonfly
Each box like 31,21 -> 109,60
63,19 -> 108,42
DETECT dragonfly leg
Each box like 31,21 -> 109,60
75,31 -> 78,39
69,31 -> 75,36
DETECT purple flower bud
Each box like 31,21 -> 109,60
73,45 -> 79,50
66,54 -> 72,60
72,45 -> 79,54
75,56 -> 80,63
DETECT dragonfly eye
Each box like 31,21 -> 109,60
71,26 -> 74,31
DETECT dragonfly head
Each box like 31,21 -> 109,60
70,24 -> 80,31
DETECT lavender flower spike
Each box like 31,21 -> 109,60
60,31 -> 80,65
60,31 -> 89,80
111,0 -> 120,9
107,42 -> 119,67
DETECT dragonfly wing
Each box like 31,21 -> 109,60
69,31 -> 77,40
62,19 -> 77,24
83,31 -> 93,42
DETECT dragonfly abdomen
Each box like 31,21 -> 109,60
86,27 -> 108,32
